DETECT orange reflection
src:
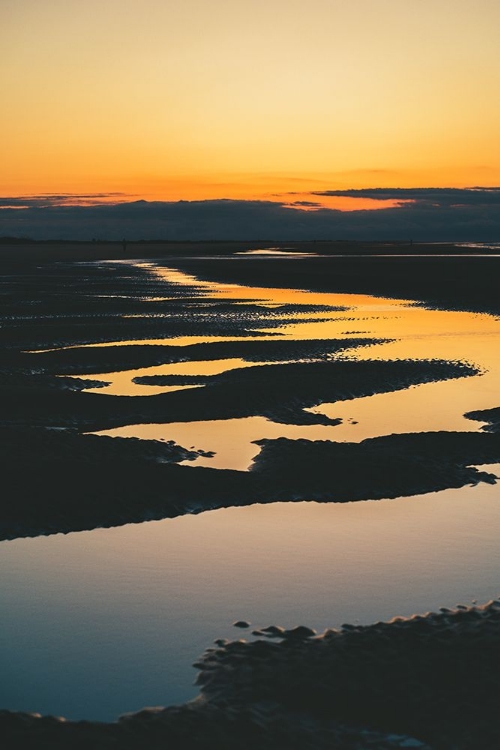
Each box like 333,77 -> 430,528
78,262 -> 500,471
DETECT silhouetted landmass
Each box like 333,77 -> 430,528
1,187 -> 499,242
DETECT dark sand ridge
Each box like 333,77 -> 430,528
3,600 -> 500,749
0,239 -> 494,263
0,253 -> 496,542
2,265 -> 379,367
0,359 -> 476,431
17,338 -> 375,375
7,338 -> 379,377
194,600 -> 500,749
1,423 -> 499,542
3,259 -> 341,349
1,240 -> 500,317
2,360 -> 486,538
465,406 -> 500,433
2,307 -> 329,350
161,251 -> 500,316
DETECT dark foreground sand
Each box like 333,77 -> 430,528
3,601 -> 500,749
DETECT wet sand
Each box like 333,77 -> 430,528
169,251 -> 500,316
2,600 -> 500,748
1,251 -> 498,539
1,242 -> 500,745
2,238 -> 500,315
2,423 -> 500,542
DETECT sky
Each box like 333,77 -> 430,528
1,0 -> 500,238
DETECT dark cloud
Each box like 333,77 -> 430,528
287,200 -> 322,207
312,187 -> 500,206
0,190 -> 499,241
0,193 -> 128,208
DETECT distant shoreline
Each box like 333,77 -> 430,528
1,240 -> 498,316
0,238 -> 498,263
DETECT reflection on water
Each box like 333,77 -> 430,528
97,417 -> 344,470
0,471 -> 499,721
236,248 -> 316,256
3,259 -> 500,721
83,263 -> 500,466
72,357 -> 288,397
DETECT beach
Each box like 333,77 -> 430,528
1,242 -> 499,747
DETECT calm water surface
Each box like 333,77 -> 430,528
1,480 -> 500,721
2,260 -> 500,720
88,263 -> 500,467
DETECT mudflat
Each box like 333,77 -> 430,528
2,245 -> 498,539
1,241 -> 499,747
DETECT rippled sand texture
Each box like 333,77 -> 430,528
1,255 -> 500,539
86,262 -> 500,469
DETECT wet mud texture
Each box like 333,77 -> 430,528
3,600 -> 500,749
1,257 -> 351,350
2,241 -> 499,317
0,257 -> 497,540
29,338 -> 376,376
169,252 -> 500,316
1,426 -> 499,541
0,359 -> 476,431
194,600 -> 500,749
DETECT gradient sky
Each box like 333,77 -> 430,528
2,0 -> 500,206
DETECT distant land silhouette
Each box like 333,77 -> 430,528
0,187 -> 499,241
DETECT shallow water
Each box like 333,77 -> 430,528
83,263 -> 500,468
1,472 -> 499,721
2,259 -> 500,721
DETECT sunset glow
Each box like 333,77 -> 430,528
2,0 -> 500,204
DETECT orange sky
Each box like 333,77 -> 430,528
2,0 -> 499,208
